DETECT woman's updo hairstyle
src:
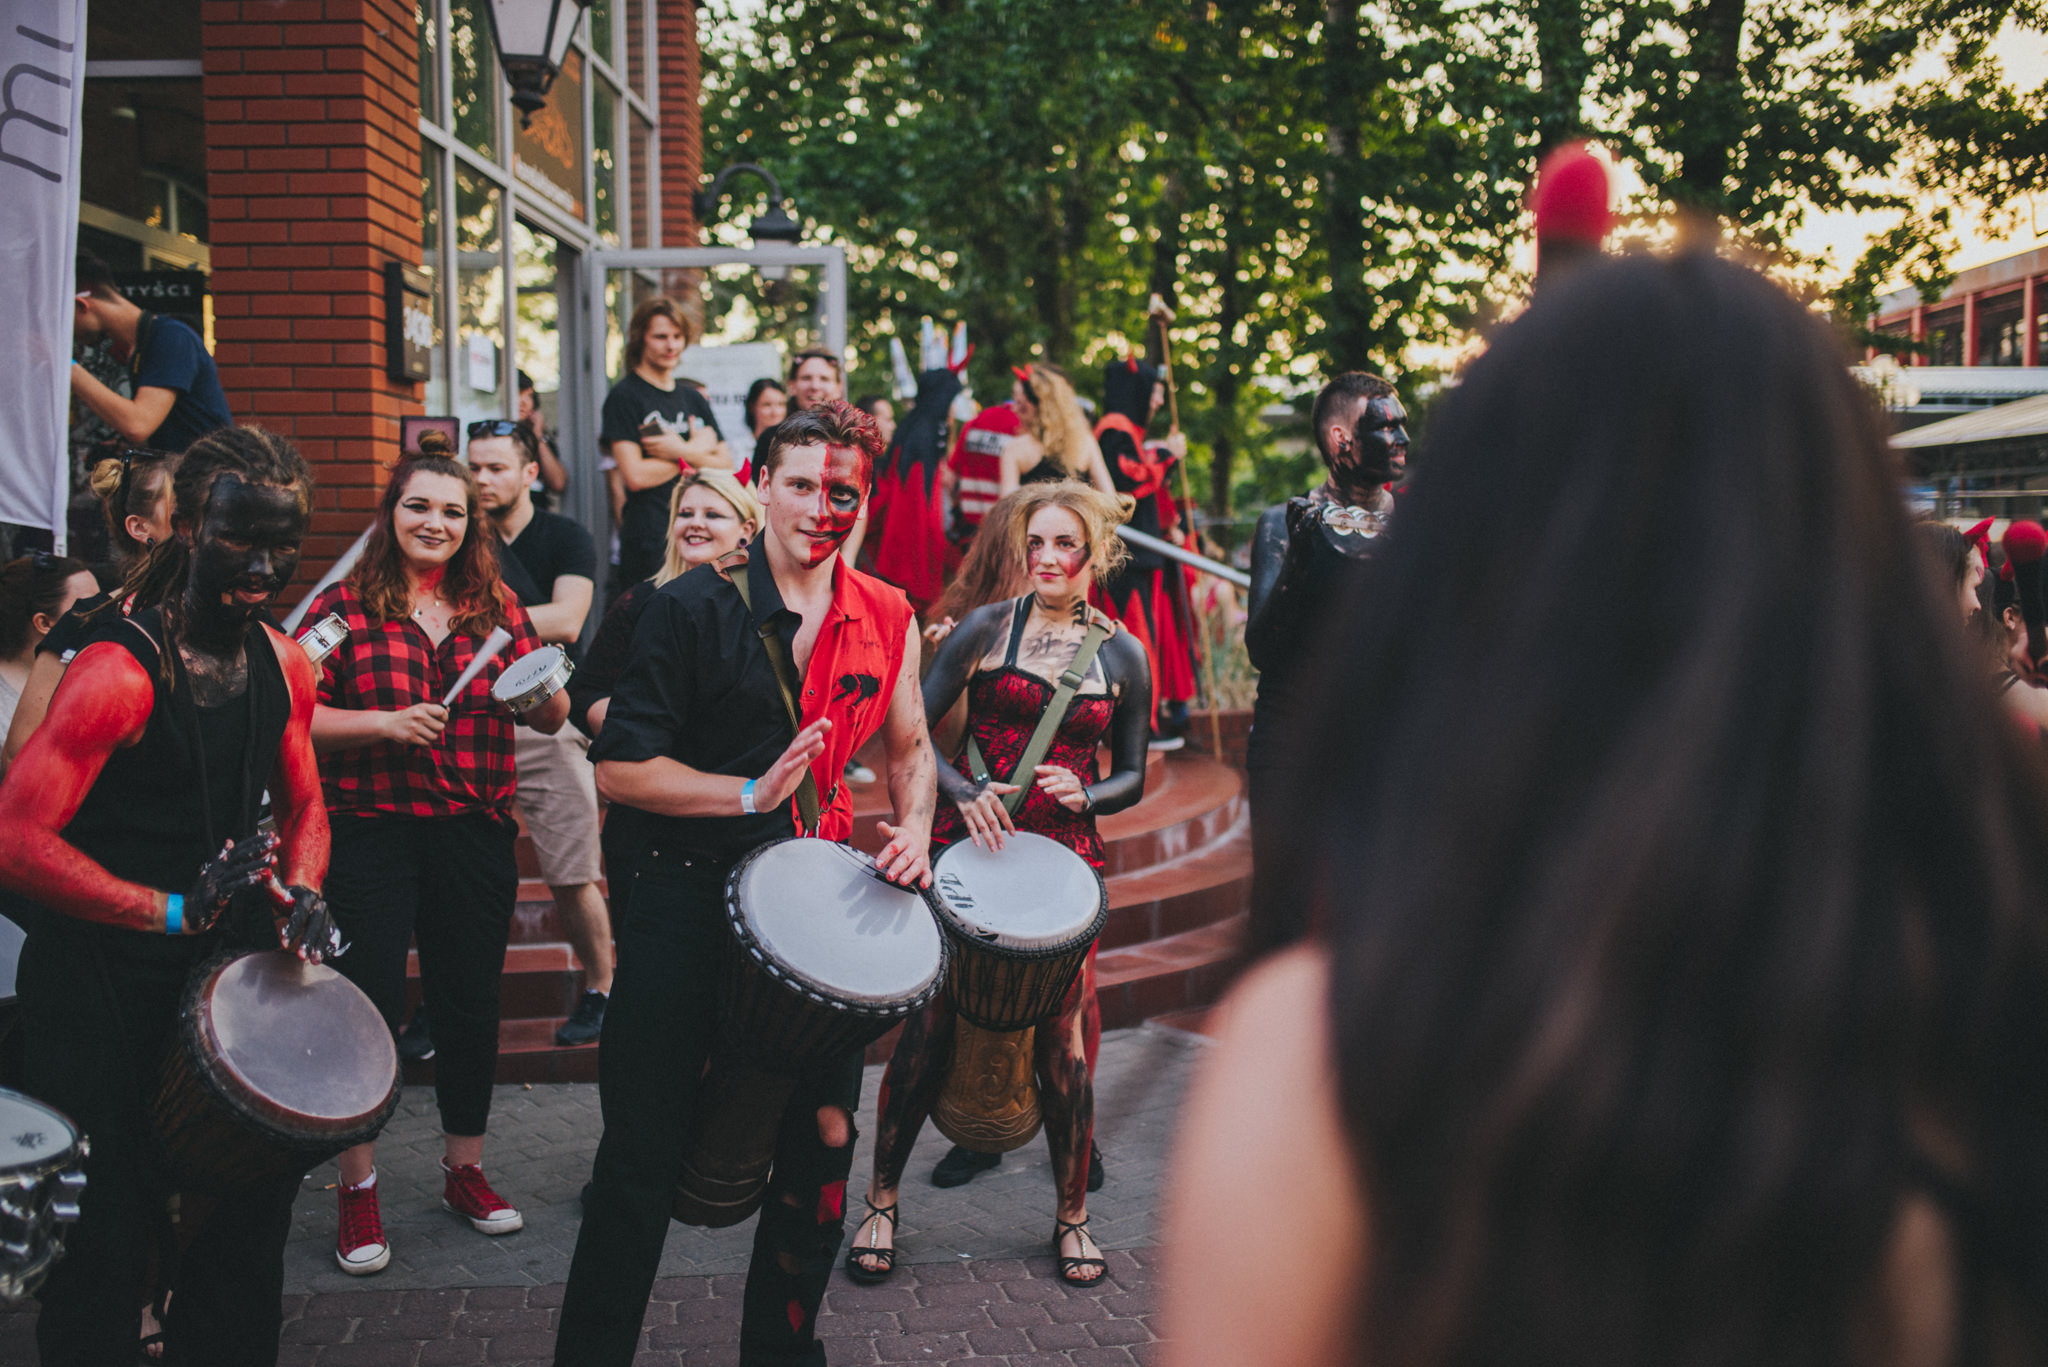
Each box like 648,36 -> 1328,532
88,447 -> 178,563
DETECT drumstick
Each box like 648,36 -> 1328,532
281,524 -> 375,632
441,627 -> 513,709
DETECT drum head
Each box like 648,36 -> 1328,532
0,1089 -> 77,1169
929,833 -> 1105,950
202,953 -> 397,1123
731,839 -> 943,1006
492,645 -> 565,702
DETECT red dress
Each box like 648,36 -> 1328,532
929,605 -> 1117,869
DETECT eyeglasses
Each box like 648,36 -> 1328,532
467,420 -> 523,439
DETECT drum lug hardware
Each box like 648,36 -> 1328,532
56,1171 -> 84,1192
0,1239 -> 30,1260
48,1201 -> 80,1224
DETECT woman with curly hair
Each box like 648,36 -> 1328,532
304,428 -> 569,1277
999,362 -> 1116,496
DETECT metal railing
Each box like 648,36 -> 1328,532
1116,526 -> 1251,589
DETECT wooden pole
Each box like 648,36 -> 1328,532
1147,295 -> 1226,762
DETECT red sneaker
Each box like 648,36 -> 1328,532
335,1176 -> 390,1275
441,1161 -> 523,1234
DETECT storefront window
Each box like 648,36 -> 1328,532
589,0 -> 614,71
87,0 -> 199,64
417,0 -> 441,125
1922,307 -> 1964,367
512,51 -> 586,220
422,150 -> 449,416
454,167 -> 506,425
1977,291 -> 2025,367
631,113 -> 654,248
450,0 -> 498,161
593,84 -> 619,242
625,0 -> 647,96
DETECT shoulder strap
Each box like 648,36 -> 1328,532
967,607 -> 1114,816
1002,595 -> 1032,667
729,560 -> 822,834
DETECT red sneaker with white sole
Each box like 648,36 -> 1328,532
335,1176 -> 390,1275
441,1161 -> 523,1234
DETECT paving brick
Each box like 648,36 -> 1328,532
1026,1321 -> 1098,1352
900,1303 -> 995,1333
872,1331 -> 974,1362
418,1340 -> 489,1366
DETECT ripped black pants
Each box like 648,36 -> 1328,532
553,846 -> 861,1367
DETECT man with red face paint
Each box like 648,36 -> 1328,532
0,426 -> 337,1367
1245,372 -> 1409,956
555,400 -> 936,1367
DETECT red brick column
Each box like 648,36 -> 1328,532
201,0 -> 423,591
658,0 -> 704,255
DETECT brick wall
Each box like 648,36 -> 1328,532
657,0 -> 702,249
201,0 -> 423,591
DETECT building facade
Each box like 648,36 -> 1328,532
1871,245 -> 2048,370
78,0 -> 705,582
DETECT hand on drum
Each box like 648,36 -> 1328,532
1033,764 -> 1091,813
180,832 -> 280,933
272,880 -> 346,963
873,821 -> 933,889
954,780 -> 1020,850
383,702 -> 448,746
756,718 -> 832,811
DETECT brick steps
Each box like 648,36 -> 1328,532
405,751 -> 1250,1087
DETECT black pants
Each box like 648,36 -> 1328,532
20,912 -> 299,1367
555,846 -> 862,1367
326,810 -> 518,1137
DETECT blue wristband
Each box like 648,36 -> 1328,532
165,893 -> 183,936
740,778 -> 758,815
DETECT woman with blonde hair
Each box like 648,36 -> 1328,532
850,479 -> 1150,1288
1000,363 -> 1117,496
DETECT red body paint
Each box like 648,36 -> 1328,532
804,444 -> 871,566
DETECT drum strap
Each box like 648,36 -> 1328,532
967,604 -> 1113,817
730,562 -> 824,835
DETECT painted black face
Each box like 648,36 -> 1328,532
1333,396 -> 1410,486
187,475 -> 304,639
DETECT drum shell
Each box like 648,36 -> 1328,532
926,849 -> 1106,1032
931,1021 -> 1041,1154
670,1062 -> 796,1228
152,953 -> 401,1194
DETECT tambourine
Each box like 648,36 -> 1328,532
297,613 -> 349,665
490,644 -> 573,713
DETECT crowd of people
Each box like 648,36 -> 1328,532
0,210 -> 2043,1367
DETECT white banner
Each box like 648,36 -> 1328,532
0,0 -> 88,552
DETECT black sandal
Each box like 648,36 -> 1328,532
1053,1216 -> 1107,1286
844,1197 -> 898,1284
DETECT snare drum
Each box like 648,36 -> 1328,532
924,834 -> 1106,1153
152,951 -> 400,1193
491,644 -> 573,713
673,838 -> 945,1228
0,1088 -> 85,1301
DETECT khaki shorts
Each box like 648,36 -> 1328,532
512,724 -> 603,887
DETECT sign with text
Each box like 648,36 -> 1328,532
0,0 -> 88,550
512,50 -> 585,221
679,343 -> 785,447
385,262 -> 434,382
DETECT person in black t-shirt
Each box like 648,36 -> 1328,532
517,371 -> 570,514
69,251 -> 233,453
467,421 -> 612,1045
599,299 -> 732,591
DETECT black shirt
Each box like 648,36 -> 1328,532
600,373 -> 722,587
568,577 -> 654,739
498,509 -> 596,610
587,555 -> 805,860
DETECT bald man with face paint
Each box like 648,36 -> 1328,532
557,401 -> 937,1367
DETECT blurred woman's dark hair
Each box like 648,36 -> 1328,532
1278,252 -> 2048,1367
0,554 -> 89,658
744,377 -> 787,432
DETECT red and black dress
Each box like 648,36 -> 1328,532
871,594 -> 1152,1209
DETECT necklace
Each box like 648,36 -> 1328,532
413,592 -> 446,619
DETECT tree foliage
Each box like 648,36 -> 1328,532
699,0 -> 2044,518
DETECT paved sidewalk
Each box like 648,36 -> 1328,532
0,1023 -> 1205,1364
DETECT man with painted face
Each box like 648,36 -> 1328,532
555,400 -> 937,1367
1244,372 -> 1409,954
0,426 -> 337,1366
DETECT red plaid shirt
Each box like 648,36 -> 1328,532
307,581 -> 541,820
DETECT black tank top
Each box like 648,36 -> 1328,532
62,608 -> 288,900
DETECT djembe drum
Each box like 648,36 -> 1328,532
672,838 -> 946,1228
152,951 -> 400,1193
924,833 -> 1107,1152
0,1089 -> 85,1301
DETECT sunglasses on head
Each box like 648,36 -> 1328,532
466,420 -> 523,439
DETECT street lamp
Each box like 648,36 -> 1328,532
483,0 -> 590,128
695,164 -> 803,280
